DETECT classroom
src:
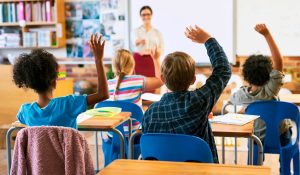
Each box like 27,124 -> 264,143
0,0 -> 299,174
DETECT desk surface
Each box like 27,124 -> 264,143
279,94 -> 300,105
77,112 -> 131,130
12,112 -> 131,130
211,121 -> 254,137
98,159 -> 271,175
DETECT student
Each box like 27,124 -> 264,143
108,48 -> 163,135
13,34 -> 109,129
230,24 -> 292,145
142,25 -> 232,163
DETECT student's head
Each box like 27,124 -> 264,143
243,54 -> 273,86
112,49 -> 135,99
161,52 -> 196,91
13,49 -> 58,94
140,6 -> 153,25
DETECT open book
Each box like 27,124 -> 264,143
141,93 -> 162,102
210,113 -> 260,126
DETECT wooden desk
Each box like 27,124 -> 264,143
279,94 -> 300,105
77,112 -> 132,170
211,121 -> 263,165
77,112 -> 131,130
98,159 -> 271,175
211,121 -> 254,137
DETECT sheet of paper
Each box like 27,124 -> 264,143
77,113 -> 93,123
211,113 -> 260,126
141,93 -> 162,102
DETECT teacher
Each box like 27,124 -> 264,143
133,5 -> 164,77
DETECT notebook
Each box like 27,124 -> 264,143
210,113 -> 260,126
85,107 -> 122,117
77,107 -> 122,123
141,93 -> 162,102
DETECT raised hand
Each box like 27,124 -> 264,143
255,24 -> 270,36
150,47 -> 161,60
89,33 -> 106,62
185,25 -> 212,44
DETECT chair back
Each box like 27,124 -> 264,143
11,126 -> 94,174
246,101 -> 299,153
140,133 -> 213,163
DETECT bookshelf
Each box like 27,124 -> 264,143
0,0 -> 66,49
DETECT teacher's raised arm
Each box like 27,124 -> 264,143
132,6 -> 164,81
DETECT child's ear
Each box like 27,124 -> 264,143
190,75 -> 196,85
51,80 -> 57,89
160,74 -> 165,83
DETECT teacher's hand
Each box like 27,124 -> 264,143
136,39 -> 146,46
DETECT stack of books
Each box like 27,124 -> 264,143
23,32 -> 37,47
0,28 -> 20,47
0,0 -> 56,23
28,27 -> 56,47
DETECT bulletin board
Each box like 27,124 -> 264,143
64,0 -> 129,59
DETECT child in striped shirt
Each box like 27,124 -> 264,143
107,49 -> 163,135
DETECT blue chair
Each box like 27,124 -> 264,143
95,101 -> 143,166
246,101 -> 299,175
140,133 -> 214,163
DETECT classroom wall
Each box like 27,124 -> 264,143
66,56 -> 300,91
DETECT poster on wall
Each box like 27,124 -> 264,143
65,0 -> 128,59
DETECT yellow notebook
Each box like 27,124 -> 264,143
84,107 -> 122,117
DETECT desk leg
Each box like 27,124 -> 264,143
128,132 -> 142,159
111,128 -> 125,159
249,138 -> 253,165
127,118 -> 132,141
233,105 -> 237,165
234,137 -> 237,164
6,127 -> 16,175
250,134 -> 263,165
222,137 -> 225,164
94,131 -> 99,171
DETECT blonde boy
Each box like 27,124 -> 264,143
142,25 -> 232,163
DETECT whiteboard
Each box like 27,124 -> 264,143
129,0 -> 235,64
237,0 -> 300,56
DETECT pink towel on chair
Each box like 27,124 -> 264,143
11,126 -> 94,175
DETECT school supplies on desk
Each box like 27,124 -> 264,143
141,93 -> 162,102
84,107 -> 122,117
211,113 -> 259,125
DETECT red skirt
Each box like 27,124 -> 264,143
133,53 -> 155,77
133,53 -> 156,93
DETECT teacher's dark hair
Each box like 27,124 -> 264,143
140,6 -> 153,15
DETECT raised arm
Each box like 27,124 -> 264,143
185,25 -> 231,104
86,34 -> 109,106
255,24 -> 283,72
144,47 -> 163,91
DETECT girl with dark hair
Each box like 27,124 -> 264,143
13,34 -> 109,129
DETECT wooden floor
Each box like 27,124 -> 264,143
0,133 -> 282,175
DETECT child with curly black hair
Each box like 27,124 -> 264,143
13,34 -> 109,128
230,24 -> 292,147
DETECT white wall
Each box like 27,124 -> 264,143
130,0 -> 235,64
237,0 -> 300,56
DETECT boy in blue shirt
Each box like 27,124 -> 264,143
142,25 -> 232,163
14,34 -> 109,129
